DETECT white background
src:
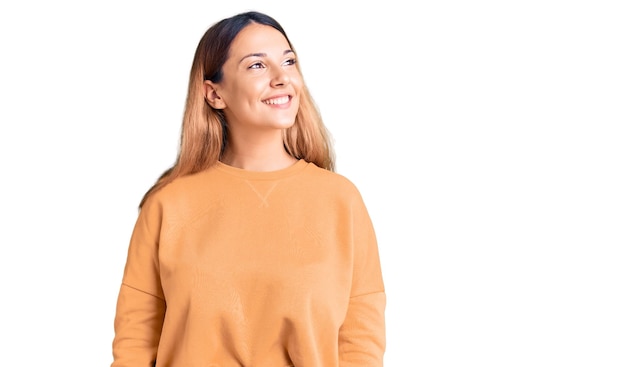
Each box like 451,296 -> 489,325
1,1 -> 624,366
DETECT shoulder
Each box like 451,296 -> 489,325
302,162 -> 365,201
141,167 -> 220,213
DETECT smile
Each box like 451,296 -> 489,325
262,96 -> 290,105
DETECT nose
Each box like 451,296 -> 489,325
270,67 -> 290,87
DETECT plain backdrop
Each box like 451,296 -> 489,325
0,1 -> 624,366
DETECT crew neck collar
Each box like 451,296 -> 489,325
215,159 -> 308,180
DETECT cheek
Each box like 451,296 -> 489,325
226,81 -> 261,103
290,73 -> 304,93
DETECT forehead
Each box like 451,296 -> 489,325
228,23 -> 291,57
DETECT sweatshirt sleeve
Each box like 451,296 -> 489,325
338,193 -> 386,367
111,198 -> 166,367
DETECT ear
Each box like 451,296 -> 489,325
204,81 -> 226,109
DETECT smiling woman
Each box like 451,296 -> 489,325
110,10 -> 386,367
204,23 -> 303,136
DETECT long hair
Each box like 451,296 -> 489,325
139,11 -> 335,208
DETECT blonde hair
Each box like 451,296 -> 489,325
139,11 -> 335,208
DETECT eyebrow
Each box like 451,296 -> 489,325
238,49 -> 295,64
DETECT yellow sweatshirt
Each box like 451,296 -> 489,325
111,159 -> 385,367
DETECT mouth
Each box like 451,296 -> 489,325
262,95 -> 291,105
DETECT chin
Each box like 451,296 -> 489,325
276,119 -> 297,129
274,112 -> 298,129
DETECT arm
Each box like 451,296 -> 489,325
338,194 -> 386,366
111,199 -> 166,367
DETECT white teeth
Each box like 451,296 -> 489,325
263,96 -> 289,105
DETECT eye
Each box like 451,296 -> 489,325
283,58 -> 297,66
248,62 -> 265,70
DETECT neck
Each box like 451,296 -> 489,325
221,131 -> 297,171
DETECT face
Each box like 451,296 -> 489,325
205,23 -> 303,134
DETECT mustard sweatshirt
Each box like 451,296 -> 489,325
111,159 -> 386,367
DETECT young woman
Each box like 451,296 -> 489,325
111,11 -> 385,367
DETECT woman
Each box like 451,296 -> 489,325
111,10 -> 385,367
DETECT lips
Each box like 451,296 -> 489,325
262,95 -> 290,105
